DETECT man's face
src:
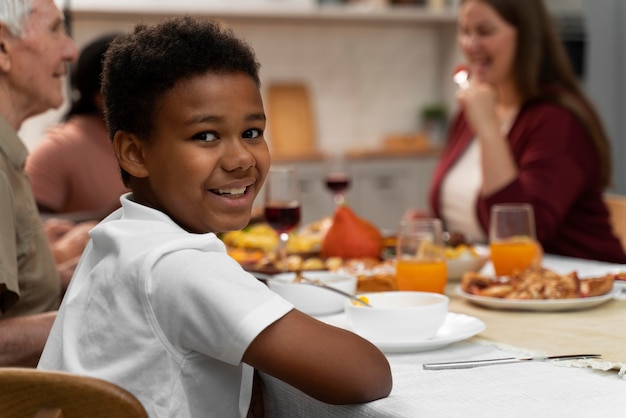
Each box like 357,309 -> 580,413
3,0 -> 77,120
124,71 -> 271,234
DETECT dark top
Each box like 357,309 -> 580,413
429,100 -> 626,264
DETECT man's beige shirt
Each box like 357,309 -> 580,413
0,117 -> 60,317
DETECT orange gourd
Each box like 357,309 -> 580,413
321,205 -> 383,259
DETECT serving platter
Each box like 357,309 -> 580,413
317,312 -> 486,354
455,286 -> 619,312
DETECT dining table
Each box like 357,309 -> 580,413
260,253 -> 626,417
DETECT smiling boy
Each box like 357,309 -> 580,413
38,16 -> 392,417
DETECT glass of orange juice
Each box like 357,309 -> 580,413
489,203 -> 540,276
395,219 -> 447,294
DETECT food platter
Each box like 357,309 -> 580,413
455,286 -> 619,312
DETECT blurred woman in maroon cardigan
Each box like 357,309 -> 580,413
428,0 -> 626,263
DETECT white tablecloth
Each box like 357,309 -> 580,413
263,340 -> 624,417
261,253 -> 626,417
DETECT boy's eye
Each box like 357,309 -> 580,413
243,129 -> 262,139
193,132 -> 218,142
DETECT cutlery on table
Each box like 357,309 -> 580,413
294,271 -> 372,308
423,354 -> 601,370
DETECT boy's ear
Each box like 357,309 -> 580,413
113,131 -> 149,179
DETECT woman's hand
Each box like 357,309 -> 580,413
44,218 -> 75,244
456,80 -> 500,140
456,79 -> 518,195
402,208 -> 430,221
49,221 -> 97,265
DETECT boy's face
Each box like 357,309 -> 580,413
126,72 -> 270,234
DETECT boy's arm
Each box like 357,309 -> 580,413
243,309 -> 392,405
0,311 -> 56,367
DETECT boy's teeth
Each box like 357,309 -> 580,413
217,187 -> 246,195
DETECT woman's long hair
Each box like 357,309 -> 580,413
64,33 -> 120,121
463,0 -> 612,188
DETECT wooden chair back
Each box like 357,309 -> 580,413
0,368 -> 148,418
604,193 -> 626,252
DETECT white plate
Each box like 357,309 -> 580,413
317,312 -> 486,354
455,286 -> 619,312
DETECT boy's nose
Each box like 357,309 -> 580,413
223,141 -> 256,171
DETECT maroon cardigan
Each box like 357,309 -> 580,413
429,100 -> 626,264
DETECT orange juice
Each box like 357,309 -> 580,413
490,239 -> 539,276
395,259 -> 448,294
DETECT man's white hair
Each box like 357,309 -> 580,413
0,0 -> 36,37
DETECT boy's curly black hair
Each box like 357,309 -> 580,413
101,15 -> 261,160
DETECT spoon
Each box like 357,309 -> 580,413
453,64 -> 470,89
294,271 -> 372,308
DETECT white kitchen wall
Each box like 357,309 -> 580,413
584,0 -> 626,195
19,7 -> 460,156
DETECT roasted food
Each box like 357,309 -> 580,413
579,274 -> 615,297
222,218 -> 332,264
321,206 -> 383,259
461,266 -> 614,299
334,258 -> 396,293
250,253 -> 340,273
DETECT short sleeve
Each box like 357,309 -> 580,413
147,249 -> 292,365
0,171 -> 19,310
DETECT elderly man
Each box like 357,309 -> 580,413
0,0 -> 79,366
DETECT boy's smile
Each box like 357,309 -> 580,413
122,71 -> 270,234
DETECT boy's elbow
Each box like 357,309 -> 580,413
325,359 -> 393,405
351,362 -> 393,404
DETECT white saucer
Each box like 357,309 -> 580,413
317,312 -> 486,354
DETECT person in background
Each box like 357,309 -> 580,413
39,16 -> 392,417
0,0 -> 92,367
26,32 -> 128,219
427,0 -> 626,263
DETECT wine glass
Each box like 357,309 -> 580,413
324,154 -> 351,206
489,203 -> 540,276
264,166 -> 302,272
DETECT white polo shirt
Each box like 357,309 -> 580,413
39,193 -> 293,417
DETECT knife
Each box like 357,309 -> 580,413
423,354 -> 601,370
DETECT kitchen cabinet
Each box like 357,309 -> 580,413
350,156 -> 437,231
272,154 -> 438,231
68,1 -> 457,23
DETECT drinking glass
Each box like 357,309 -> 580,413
395,218 -> 447,294
489,203 -> 540,276
264,166 -> 301,272
324,154 -> 351,206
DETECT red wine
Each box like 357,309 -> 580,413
264,204 -> 301,233
325,174 -> 350,193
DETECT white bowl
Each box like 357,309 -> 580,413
446,250 -> 489,280
345,291 -> 449,342
267,271 -> 357,316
